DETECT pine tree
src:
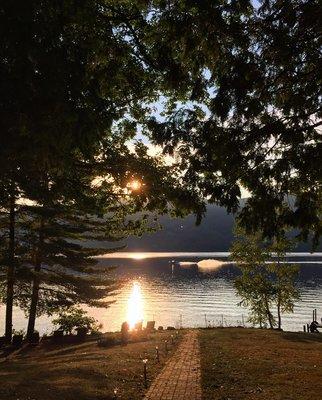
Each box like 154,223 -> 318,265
15,204 -> 121,340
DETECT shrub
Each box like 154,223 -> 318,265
12,329 -> 26,337
52,307 -> 102,335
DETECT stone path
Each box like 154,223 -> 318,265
144,330 -> 202,400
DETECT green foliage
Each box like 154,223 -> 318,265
231,226 -> 299,329
2,1 -> 319,245
52,307 -> 101,335
10,205 -> 119,316
137,0 -> 321,246
231,228 -> 275,328
268,237 -> 300,327
0,0 -> 157,165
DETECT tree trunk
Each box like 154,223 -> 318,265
5,193 -> 15,343
26,219 -> 44,341
26,266 -> 41,341
276,259 -> 282,330
277,298 -> 282,330
264,296 -> 274,329
267,311 -> 274,329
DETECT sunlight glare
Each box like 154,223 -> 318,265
127,282 -> 144,330
128,179 -> 141,191
131,253 -> 147,260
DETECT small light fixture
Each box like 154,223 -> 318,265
143,358 -> 148,388
155,346 -> 160,362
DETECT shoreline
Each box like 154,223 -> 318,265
100,251 -> 322,259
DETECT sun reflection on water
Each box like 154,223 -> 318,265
131,253 -> 147,260
127,281 -> 144,329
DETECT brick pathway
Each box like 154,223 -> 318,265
144,330 -> 202,400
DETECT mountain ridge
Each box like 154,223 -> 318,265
117,204 -> 320,252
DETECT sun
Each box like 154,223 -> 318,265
128,179 -> 142,191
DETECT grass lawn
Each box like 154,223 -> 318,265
0,330 -> 181,400
199,328 -> 322,400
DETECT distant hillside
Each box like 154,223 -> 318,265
117,204 -> 321,252
121,204 -> 235,252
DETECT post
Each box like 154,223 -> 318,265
143,359 -> 148,388
303,325 -> 306,333
165,340 -> 168,353
155,346 -> 160,362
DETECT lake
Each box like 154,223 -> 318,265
1,252 -> 322,334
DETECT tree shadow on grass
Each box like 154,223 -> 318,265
1,360 -> 116,400
282,332 -> 322,344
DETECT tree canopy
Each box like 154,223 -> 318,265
1,1 -> 320,245
136,0 -> 321,245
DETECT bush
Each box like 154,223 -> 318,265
12,329 -> 26,338
52,307 -> 102,335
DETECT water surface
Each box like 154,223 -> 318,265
1,252 -> 322,334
